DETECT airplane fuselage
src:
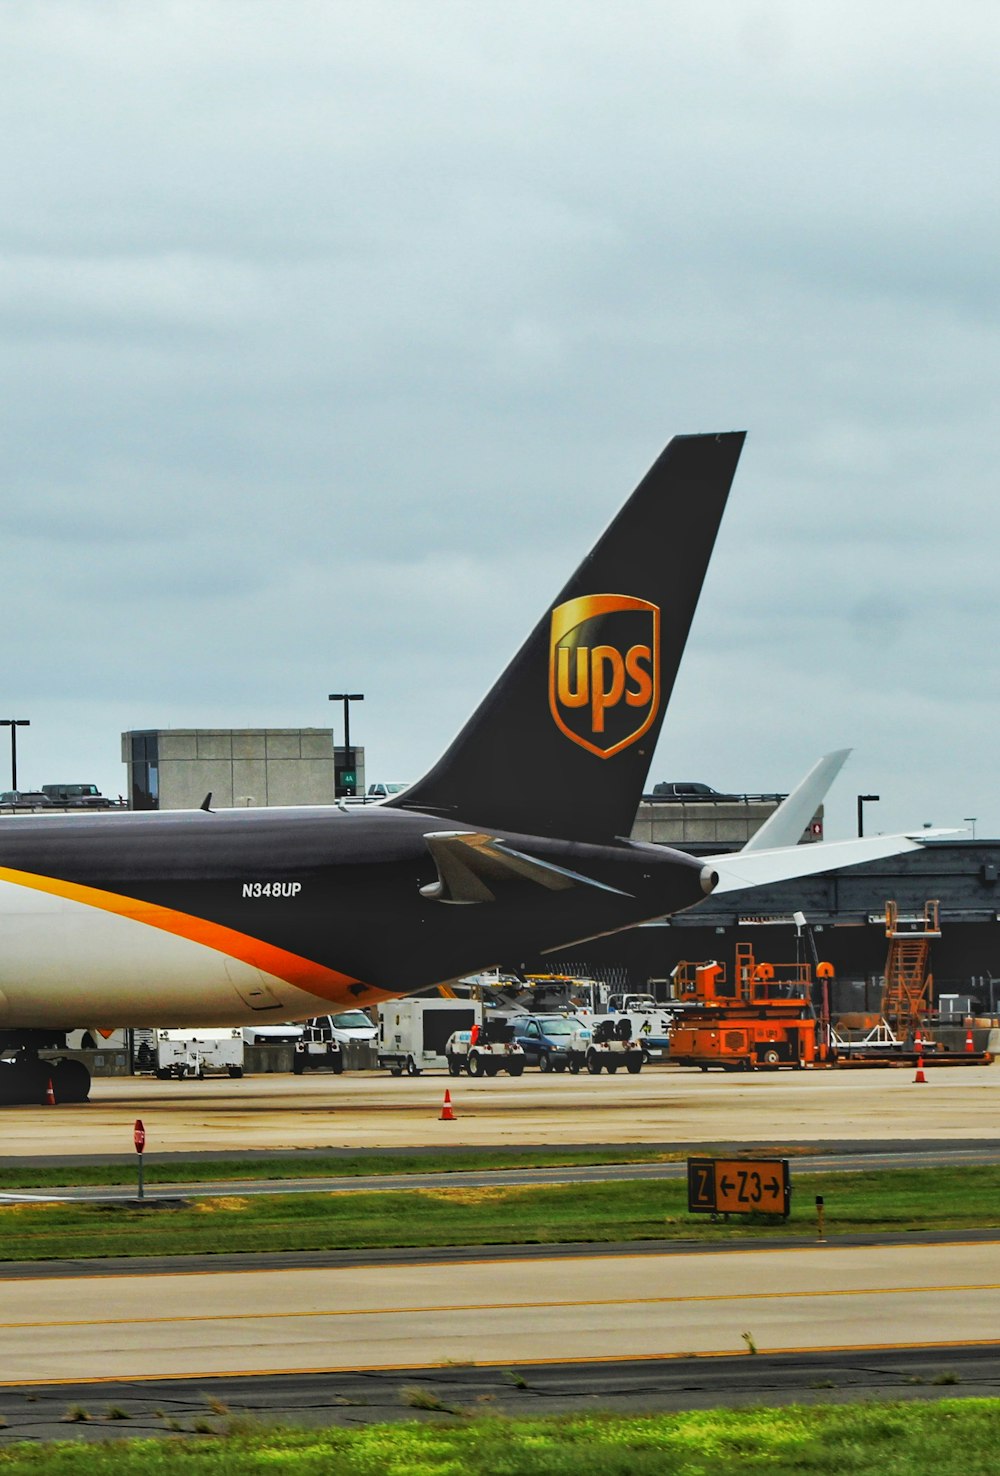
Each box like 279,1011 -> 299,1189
0,806 -> 708,1030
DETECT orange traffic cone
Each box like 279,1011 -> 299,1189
965,1029 -> 975,1054
44,1078 -> 56,1106
913,1053 -> 927,1084
439,1089 -> 456,1121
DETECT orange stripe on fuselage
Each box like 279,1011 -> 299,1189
0,865 -> 380,1006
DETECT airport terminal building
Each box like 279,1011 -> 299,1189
123,729 -> 366,810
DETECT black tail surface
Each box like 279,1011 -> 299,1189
390,431 -> 745,842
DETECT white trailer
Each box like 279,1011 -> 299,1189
149,1028 -> 245,1080
377,997 -> 480,1075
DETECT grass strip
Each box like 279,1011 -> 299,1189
0,1146 -> 690,1190
0,1402 -> 999,1473
0,1165 -> 998,1261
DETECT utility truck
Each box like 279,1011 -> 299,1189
377,997 -> 481,1075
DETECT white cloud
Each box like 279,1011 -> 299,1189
0,1 -> 997,839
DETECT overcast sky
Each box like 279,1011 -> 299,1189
1,1 -> 997,840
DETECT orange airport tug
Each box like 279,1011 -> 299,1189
668,943 -> 833,1071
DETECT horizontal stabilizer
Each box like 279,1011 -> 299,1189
420,832 -> 634,905
741,749 -> 851,853
706,831 -> 952,895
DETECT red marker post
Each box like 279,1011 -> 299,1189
134,1118 -> 146,1201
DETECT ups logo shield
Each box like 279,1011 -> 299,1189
549,594 -> 660,759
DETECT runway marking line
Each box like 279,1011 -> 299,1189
3,1280 -> 1000,1332
3,1338 -> 1000,1389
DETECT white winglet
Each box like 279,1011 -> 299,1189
741,749 -> 851,852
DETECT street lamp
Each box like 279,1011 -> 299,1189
328,693 -> 364,797
857,793 -> 880,837
964,817 -> 978,840
0,719 -> 29,792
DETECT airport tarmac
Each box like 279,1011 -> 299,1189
2,1062 -> 996,1159
2,1239 -> 998,1385
3,1064 -> 998,1435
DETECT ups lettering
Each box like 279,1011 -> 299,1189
556,644 -> 653,732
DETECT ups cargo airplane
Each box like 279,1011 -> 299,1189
0,432 -> 932,1101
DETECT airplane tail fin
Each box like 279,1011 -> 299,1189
390,432 -> 745,843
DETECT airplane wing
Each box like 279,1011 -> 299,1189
705,831 -> 955,895
420,832 -> 634,905
740,749 -> 851,852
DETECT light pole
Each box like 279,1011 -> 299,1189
857,793 -> 880,837
328,693 -> 364,797
0,719 -> 30,792
964,817 -> 978,840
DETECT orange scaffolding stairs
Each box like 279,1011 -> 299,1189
880,899 -> 940,1034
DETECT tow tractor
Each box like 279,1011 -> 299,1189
588,998 -> 673,1061
445,1018 -> 525,1076
586,1017 -> 644,1073
292,1017 -> 344,1074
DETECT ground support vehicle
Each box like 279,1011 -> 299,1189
292,1018 -> 344,1074
589,1007 -> 673,1061
512,1014 -> 591,1072
585,1017 -> 644,1073
378,997 -> 480,1075
143,1028 -> 244,1080
669,1013 -> 815,1071
668,945 -> 820,1071
445,1019 -> 525,1077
